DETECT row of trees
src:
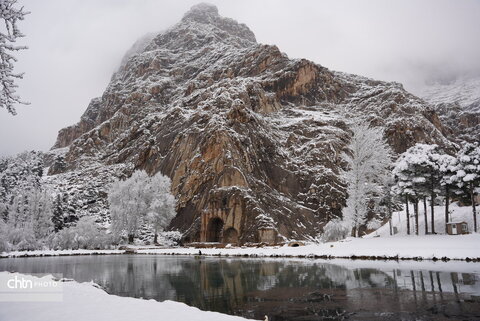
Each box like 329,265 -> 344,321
0,184 -> 111,252
392,142 -> 480,235
323,123 -> 479,241
0,164 -> 177,251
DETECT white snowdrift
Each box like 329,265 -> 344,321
0,272 -> 252,321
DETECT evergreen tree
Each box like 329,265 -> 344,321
52,193 -> 65,232
393,144 -> 443,235
438,153 -> 459,233
452,142 -> 480,232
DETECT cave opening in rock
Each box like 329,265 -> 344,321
206,217 -> 224,242
223,227 -> 239,244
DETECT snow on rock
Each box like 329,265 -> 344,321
415,76 -> 480,143
5,4 -> 455,242
0,272 -> 253,321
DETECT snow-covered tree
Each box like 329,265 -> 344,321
146,173 -> 176,244
52,193 -> 64,232
109,170 -> 150,243
341,123 -> 392,237
393,144 -> 444,235
27,188 -> 54,240
0,217 -> 9,252
452,142 -> 480,232
438,153 -> 459,233
0,0 -> 29,115
0,151 -> 43,206
108,170 -> 177,244
4,187 -> 53,249
319,217 -> 350,242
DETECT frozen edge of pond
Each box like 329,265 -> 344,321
0,272 -> 253,321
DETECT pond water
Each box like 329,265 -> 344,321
1,255 -> 480,320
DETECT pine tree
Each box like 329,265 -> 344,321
393,144 -> 444,235
438,154 -> 458,233
52,193 -> 65,232
452,142 -> 480,232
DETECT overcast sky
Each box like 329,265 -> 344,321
1,0 -> 480,156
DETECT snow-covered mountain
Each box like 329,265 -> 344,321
416,76 -> 480,143
5,3 -> 455,243
419,76 -> 480,112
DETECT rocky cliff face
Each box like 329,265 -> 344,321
49,3 -> 452,243
417,76 -> 480,144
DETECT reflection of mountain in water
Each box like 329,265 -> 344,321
1,256 -> 479,320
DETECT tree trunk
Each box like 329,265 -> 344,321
388,197 -> 393,236
423,196 -> 428,234
154,233 -> 158,245
431,190 -> 436,234
128,234 -> 134,244
472,183 -> 477,233
406,196 -> 410,235
445,185 -> 449,234
414,200 -> 419,235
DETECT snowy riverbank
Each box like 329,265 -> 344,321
134,233 -> 480,261
0,272 -> 252,321
0,249 -> 124,258
2,234 -> 479,261
2,203 -> 479,261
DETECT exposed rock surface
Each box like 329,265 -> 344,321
48,3 -> 452,243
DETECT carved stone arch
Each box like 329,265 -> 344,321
206,217 -> 224,242
223,227 -> 239,244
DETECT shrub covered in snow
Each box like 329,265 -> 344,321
0,219 -> 10,252
318,218 -> 350,242
50,216 -> 112,250
6,226 -> 42,250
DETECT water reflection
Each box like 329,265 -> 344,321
1,256 -> 479,320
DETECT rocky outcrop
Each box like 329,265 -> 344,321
49,3 -> 452,243
417,76 -> 480,144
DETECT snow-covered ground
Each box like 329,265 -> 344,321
0,249 -> 124,258
134,234 -> 479,260
1,203 -> 478,261
134,202 -> 479,260
371,201 -> 477,237
0,272 -> 252,321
